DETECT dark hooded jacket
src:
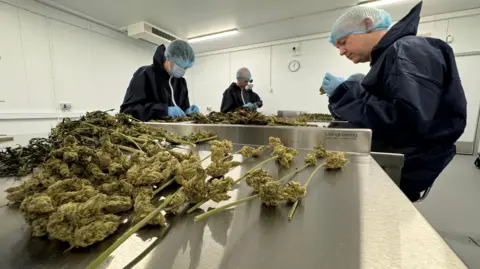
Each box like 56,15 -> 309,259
120,45 -> 190,121
221,83 -> 263,113
328,2 -> 467,201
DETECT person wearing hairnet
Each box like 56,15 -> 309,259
220,67 -> 263,113
322,2 -> 467,201
120,40 -> 199,121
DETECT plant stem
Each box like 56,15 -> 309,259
288,164 -> 322,221
194,135 -> 217,144
199,153 -> 212,163
0,137 -> 14,143
194,194 -> 259,222
116,144 -> 143,154
187,156 -> 279,214
219,149 -> 242,162
233,156 -> 279,184
153,178 -> 175,196
85,189 -> 180,269
116,132 -> 143,151
165,135 -> 195,147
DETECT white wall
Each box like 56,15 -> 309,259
187,11 -> 480,146
0,0 -> 155,142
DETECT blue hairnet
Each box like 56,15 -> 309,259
236,67 -> 252,82
330,6 -> 392,44
164,40 -> 195,69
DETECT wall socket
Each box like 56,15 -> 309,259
60,103 -> 72,111
206,106 -> 213,112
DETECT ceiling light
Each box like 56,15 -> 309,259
188,29 -> 238,43
358,0 -> 408,7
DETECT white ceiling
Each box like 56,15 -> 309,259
42,0 -> 480,53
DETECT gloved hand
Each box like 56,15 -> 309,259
243,102 -> 256,109
168,106 -> 186,117
186,105 -> 200,115
322,72 -> 345,97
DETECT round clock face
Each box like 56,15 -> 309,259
289,60 -> 300,72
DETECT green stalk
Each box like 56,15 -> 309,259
85,189 -> 180,269
116,132 -> 143,151
187,155 -> 279,214
288,164 -> 323,221
116,144 -> 143,154
165,135 -> 195,147
153,178 -> 175,196
194,195 -> 259,222
199,153 -> 212,163
219,149 -> 242,162
194,135 -> 218,144
233,156 -> 279,184
0,137 -> 14,143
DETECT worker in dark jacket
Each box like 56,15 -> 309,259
220,67 -> 263,113
322,2 -> 467,201
120,40 -> 199,121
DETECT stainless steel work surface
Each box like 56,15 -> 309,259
0,147 -> 465,269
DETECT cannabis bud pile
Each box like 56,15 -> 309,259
323,152 -> 349,170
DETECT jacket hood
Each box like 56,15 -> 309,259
371,1 -> 422,65
153,45 -> 167,67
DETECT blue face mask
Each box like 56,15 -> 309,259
169,63 -> 185,78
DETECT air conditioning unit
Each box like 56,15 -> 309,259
127,21 -> 178,45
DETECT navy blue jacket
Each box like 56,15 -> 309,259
221,83 -> 263,113
329,2 -> 467,201
120,45 -> 190,121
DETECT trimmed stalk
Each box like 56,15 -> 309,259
288,164 -> 323,221
187,156 -> 279,214
85,189 -> 181,269
194,195 -> 259,222
194,135 -> 218,144
153,178 -> 175,196
0,137 -> 14,143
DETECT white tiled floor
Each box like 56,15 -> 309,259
416,155 -> 480,268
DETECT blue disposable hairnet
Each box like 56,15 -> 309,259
330,6 -> 392,44
164,40 -> 195,69
236,67 -> 252,82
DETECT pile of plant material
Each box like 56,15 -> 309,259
155,109 -> 314,126
295,113 -> 334,121
0,112 -> 216,178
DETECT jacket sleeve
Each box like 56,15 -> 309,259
120,73 -> 168,121
252,92 -> 263,108
220,90 -> 235,113
329,54 -> 444,139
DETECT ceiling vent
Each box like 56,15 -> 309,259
127,21 -> 178,45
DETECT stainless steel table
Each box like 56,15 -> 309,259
0,145 -> 466,269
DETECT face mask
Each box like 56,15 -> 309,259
245,83 -> 254,90
169,63 -> 185,78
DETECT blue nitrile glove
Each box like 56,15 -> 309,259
186,105 -> 200,115
322,72 -> 345,97
168,106 -> 186,117
243,103 -> 256,109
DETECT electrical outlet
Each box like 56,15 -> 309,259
206,106 -> 213,112
60,103 -> 72,111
